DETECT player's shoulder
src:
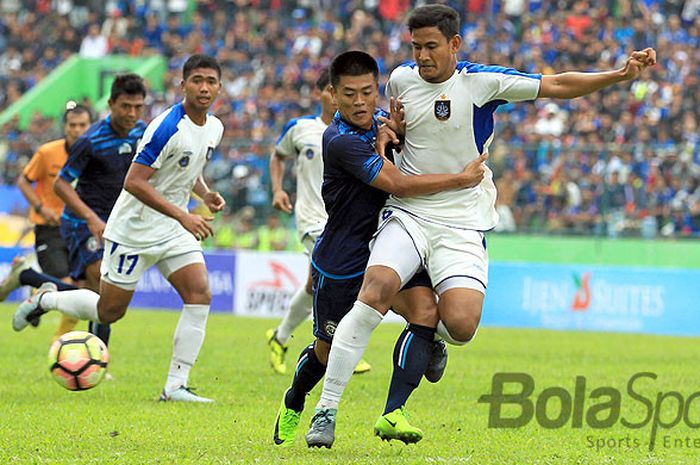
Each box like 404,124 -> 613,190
278,114 -> 319,138
38,138 -> 67,155
206,113 -> 225,135
389,61 -> 419,81
456,61 -> 540,79
149,102 -> 186,130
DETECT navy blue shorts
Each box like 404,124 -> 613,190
59,216 -> 103,281
311,268 -> 432,343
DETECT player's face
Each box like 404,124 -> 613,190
181,68 -> 221,112
63,112 -> 91,146
331,73 -> 378,130
108,93 -> 145,134
411,27 -> 461,83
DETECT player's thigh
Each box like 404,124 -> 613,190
428,228 -> 488,296
367,215 -> 425,286
362,218 -> 423,310
101,239 -> 158,293
156,234 -> 208,304
34,225 -> 70,279
311,268 -> 362,345
429,228 -> 488,342
393,271 -> 438,327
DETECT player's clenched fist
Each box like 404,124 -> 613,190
203,191 -> 226,213
459,153 -> 489,188
180,213 -> 214,241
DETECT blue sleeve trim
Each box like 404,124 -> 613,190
399,61 -> 417,68
457,61 -> 542,80
59,166 -> 81,182
276,117 -> 301,145
365,155 -> 384,184
134,103 -> 184,167
311,260 -> 366,280
473,100 -> 506,154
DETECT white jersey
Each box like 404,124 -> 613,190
104,102 -> 224,247
385,61 -> 541,230
275,115 -> 328,238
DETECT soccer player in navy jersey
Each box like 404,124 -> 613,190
10,74 -> 147,352
272,50 -> 487,448
53,73 -> 147,350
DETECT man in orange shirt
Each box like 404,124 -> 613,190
0,102 -> 91,340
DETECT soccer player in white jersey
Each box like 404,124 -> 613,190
13,54 -> 227,403
265,69 -> 370,376
309,4 -> 657,445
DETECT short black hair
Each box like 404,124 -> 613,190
329,51 -> 379,88
315,67 -> 330,91
110,73 -> 146,101
407,4 -> 460,39
183,54 -> 222,80
62,101 -> 92,123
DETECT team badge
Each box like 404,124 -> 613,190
434,95 -> 451,121
206,146 -> 214,160
305,148 -> 315,160
86,237 -> 98,253
179,151 -> 192,167
118,142 -> 133,155
324,320 -> 338,337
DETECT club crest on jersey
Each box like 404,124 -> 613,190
434,98 -> 451,121
118,142 -> 133,155
179,154 -> 191,167
304,148 -> 315,159
206,146 -> 214,160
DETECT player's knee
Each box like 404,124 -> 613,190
182,287 -> 211,305
96,299 -> 127,324
444,317 -> 479,344
359,271 -> 399,311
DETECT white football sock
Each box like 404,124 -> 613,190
41,289 -> 100,322
317,301 -> 383,409
275,286 -> 312,344
165,304 -> 210,393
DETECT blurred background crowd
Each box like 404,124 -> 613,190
0,0 -> 699,249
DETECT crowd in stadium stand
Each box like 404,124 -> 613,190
0,0 -> 699,244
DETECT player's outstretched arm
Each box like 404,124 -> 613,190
54,177 -> 105,242
124,163 -> 214,241
270,151 -> 292,213
539,48 -> 656,99
371,153 -> 488,197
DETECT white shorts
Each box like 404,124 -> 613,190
101,233 -> 204,291
367,207 -> 488,295
299,228 -> 323,256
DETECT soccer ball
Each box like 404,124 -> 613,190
48,331 -> 109,391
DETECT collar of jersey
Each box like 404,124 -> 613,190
333,111 -> 378,145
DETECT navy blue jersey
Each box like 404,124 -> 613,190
59,116 -> 146,221
312,110 -> 391,278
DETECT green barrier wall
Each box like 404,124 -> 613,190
488,235 -> 700,269
0,55 -> 166,129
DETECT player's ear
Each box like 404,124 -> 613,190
450,35 -> 462,53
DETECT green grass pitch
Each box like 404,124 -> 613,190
0,303 -> 698,464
